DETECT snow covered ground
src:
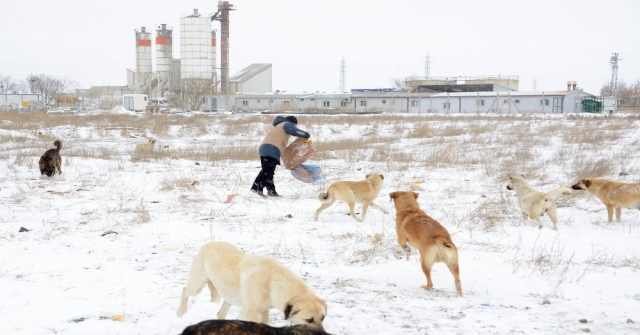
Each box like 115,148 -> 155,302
0,111 -> 639,335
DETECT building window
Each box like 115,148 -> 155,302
242,100 -> 248,106
443,102 -> 451,109
515,99 -> 520,103
283,100 -> 290,104
323,101 -> 330,107
410,100 -> 419,107
476,99 -> 485,106
340,101 -> 348,107
382,100 -> 387,104
300,98 -> 305,101
540,99 -> 550,106
503,99 -> 509,103
360,101 -> 367,107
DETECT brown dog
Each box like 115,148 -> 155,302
571,178 -> 640,223
389,191 -> 462,297
314,174 -> 387,222
180,320 -> 332,335
39,140 -> 62,177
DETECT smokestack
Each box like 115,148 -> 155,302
193,9 -> 199,16
567,81 -> 572,91
220,1 -> 230,94
572,81 -> 577,91
212,1 -> 235,94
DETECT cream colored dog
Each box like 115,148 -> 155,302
176,241 -> 327,331
135,139 -> 156,153
506,174 -> 572,230
571,178 -> 640,223
314,174 -> 387,222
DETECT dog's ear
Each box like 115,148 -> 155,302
412,192 -> 419,199
520,174 -> 525,178
389,191 -> 396,199
284,304 -> 293,320
584,179 -> 591,187
380,174 -> 384,180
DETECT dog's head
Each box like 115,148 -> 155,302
365,173 -> 384,180
284,295 -> 327,331
149,139 -> 157,144
571,179 -> 591,191
506,174 -> 526,191
389,191 -> 419,209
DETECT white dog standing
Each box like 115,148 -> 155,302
506,174 -> 572,230
176,241 -> 327,331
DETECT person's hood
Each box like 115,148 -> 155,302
272,116 -> 290,126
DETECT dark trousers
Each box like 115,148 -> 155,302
251,156 -> 279,193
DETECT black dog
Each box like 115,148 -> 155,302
39,140 -> 62,177
179,320 -> 332,335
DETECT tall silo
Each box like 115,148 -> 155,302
135,27 -> 152,87
211,30 -> 217,83
180,9 -> 213,80
156,24 -> 173,94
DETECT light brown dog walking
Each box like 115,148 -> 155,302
390,191 -> 462,297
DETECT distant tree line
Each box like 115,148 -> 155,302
600,79 -> 640,98
0,73 -> 78,106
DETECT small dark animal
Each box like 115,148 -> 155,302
39,140 -> 62,177
179,320 -> 332,335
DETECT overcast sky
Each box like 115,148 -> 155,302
2,0 -> 639,94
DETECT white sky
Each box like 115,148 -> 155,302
2,0 -> 639,94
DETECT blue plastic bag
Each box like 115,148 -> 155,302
290,163 -> 324,183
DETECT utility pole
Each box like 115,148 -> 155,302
424,53 -> 431,78
609,53 -> 621,96
610,53 -> 622,113
339,57 -> 346,93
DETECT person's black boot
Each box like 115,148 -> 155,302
250,187 -> 266,198
267,190 -> 281,197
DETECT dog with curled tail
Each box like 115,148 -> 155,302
39,140 -> 62,177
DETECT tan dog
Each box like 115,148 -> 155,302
135,139 -> 157,153
506,174 -> 572,230
389,191 -> 462,297
314,174 -> 387,222
177,242 -> 326,331
571,178 -> 640,223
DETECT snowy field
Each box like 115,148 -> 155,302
1,110 -> 639,335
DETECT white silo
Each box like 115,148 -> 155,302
180,9 -> 213,80
211,30 -> 217,82
156,24 -> 173,93
135,27 -> 152,87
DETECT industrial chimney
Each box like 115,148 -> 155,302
212,1 -> 235,94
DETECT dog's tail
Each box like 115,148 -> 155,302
53,140 -> 62,152
437,236 -> 455,249
317,192 -> 332,203
544,187 -> 572,200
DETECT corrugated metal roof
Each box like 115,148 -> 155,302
229,63 -> 272,83
350,90 -> 589,98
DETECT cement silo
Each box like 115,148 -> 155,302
211,30 -> 217,82
135,27 -> 152,87
156,24 -> 173,93
180,9 -> 213,80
